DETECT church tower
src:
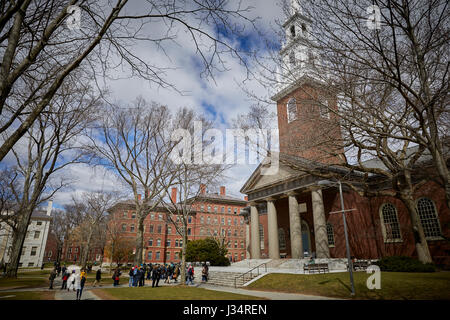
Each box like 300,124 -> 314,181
272,0 -> 343,164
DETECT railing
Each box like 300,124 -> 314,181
234,262 -> 268,288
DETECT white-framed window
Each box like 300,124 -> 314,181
155,251 -> 160,260
417,198 -> 442,239
200,216 -> 204,224
36,221 -> 42,226
380,203 -> 402,242
149,225 -> 154,233
234,208 -> 237,214
221,206 -> 225,213
228,207 -> 231,213
167,226 -> 172,234
131,212 -> 136,219
166,239 -> 171,247
157,225 -> 162,234
287,98 -> 297,123
123,211 -> 128,218
158,214 -> 163,221
156,238 -> 161,246
326,223 -> 335,246
228,218 -> 231,226
30,247 -> 37,256
148,238 -> 153,246
147,251 -> 152,260
278,228 -> 286,251
130,224 -> 135,232
207,216 -> 211,225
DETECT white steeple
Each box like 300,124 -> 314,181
290,0 -> 302,14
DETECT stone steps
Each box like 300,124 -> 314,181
206,271 -> 262,287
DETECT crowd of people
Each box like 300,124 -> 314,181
46,261 -> 210,300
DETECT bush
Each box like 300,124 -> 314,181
374,256 -> 436,272
186,238 -> 230,266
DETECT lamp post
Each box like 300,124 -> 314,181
318,179 -> 355,296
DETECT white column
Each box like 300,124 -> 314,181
288,194 -> 303,259
267,199 -> 280,259
311,188 -> 330,258
250,204 -> 261,259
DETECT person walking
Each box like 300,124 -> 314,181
202,263 -> 209,283
186,264 -> 194,285
112,268 -> 120,286
173,264 -> 179,283
128,267 -> 134,287
48,268 -> 57,289
93,268 -> 101,287
75,270 -> 87,300
151,264 -> 161,288
67,270 -> 76,291
61,270 -> 69,290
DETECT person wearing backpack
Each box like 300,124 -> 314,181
61,271 -> 69,290
76,269 -> 87,300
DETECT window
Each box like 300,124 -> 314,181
326,223 -> 335,246
234,218 -> 237,226
207,217 -> 211,225
221,206 -> 225,213
259,224 -> 264,250
301,24 -> 307,36
179,240 -> 183,247
158,214 -> 163,221
34,231 -> 40,239
214,206 -> 218,213
290,25 -> 296,37
200,228 -> 204,235
319,97 -> 330,119
131,212 -> 136,219
166,251 -> 171,260
278,228 -> 286,251
155,252 -> 160,260
201,205 -> 205,211
175,240 -> 179,247
36,221 -> 42,226
214,217 -> 218,225
150,213 -> 155,220
228,218 -> 231,226
187,228 -> 191,236
75,248 -> 78,253
123,212 -> 128,218
417,198 -> 442,239
207,205 -> 211,212
200,216 -> 204,224
167,226 -> 172,234
149,225 -> 154,233
166,239 -> 171,247
234,229 -> 237,237
228,229 -> 231,237
234,241 -> 238,248
130,224 -> 135,232
228,207 -> 231,213
240,229 -> 243,237
241,241 -> 244,248
148,251 -> 152,260
188,216 -> 192,224
157,239 -> 161,247
157,225 -> 162,234
30,247 -> 37,256
287,98 -> 297,123
221,218 -> 225,225
148,239 -> 153,246
28,262 -> 34,267
234,208 -> 237,214
214,229 -> 218,236
122,224 -> 127,231
380,203 -> 402,242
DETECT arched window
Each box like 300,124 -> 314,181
287,98 -> 297,123
417,198 -> 442,239
326,223 -> 335,246
380,203 -> 402,242
290,25 -> 296,38
278,228 -> 286,251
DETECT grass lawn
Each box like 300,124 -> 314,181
0,277 -> 49,290
0,290 -> 54,300
246,272 -> 450,300
92,286 -> 265,300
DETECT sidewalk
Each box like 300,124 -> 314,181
198,283 -> 342,300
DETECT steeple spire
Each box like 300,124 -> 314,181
290,0 -> 301,14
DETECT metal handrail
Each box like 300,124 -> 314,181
234,262 -> 268,288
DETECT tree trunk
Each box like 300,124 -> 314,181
5,206 -> 33,278
180,229 -> 188,286
397,171 -> 433,264
134,216 -> 145,265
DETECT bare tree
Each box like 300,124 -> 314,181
68,192 -> 116,269
0,0 -> 256,161
86,99 -> 185,265
160,108 -> 229,285
3,80 -> 98,277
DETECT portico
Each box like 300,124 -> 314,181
241,156 -> 331,260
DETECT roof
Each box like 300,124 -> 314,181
193,193 -> 247,206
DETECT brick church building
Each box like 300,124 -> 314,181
240,2 -> 449,268
106,185 -> 247,265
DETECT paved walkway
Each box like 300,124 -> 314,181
197,283 -> 341,300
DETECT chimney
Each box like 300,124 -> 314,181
46,200 -> 53,216
220,186 -> 226,196
244,196 -> 248,201
171,187 -> 177,203
137,194 -> 141,201
200,184 -> 206,195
